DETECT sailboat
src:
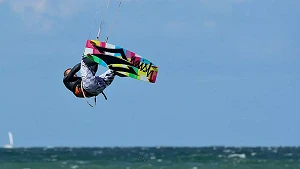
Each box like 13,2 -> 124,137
3,132 -> 13,148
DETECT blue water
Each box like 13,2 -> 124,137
1,146 -> 300,169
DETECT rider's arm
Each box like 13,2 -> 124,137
63,63 -> 80,82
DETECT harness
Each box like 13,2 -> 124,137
74,83 -> 107,108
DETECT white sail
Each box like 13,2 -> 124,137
8,132 -> 13,145
3,131 -> 13,148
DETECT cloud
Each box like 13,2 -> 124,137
11,0 -> 46,14
0,0 -> 97,31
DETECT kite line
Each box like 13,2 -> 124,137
87,0 -> 123,43
105,0 -> 123,43
96,0 -> 111,41
82,0 -> 123,107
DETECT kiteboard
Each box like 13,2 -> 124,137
83,39 -> 158,83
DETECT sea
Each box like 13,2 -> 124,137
1,146 -> 300,169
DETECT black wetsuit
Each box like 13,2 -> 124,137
63,57 -> 98,98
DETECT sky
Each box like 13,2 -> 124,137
0,0 -> 299,148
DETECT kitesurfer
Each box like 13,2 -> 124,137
63,56 -> 124,99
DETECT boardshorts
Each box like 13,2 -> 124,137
80,58 -> 116,95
